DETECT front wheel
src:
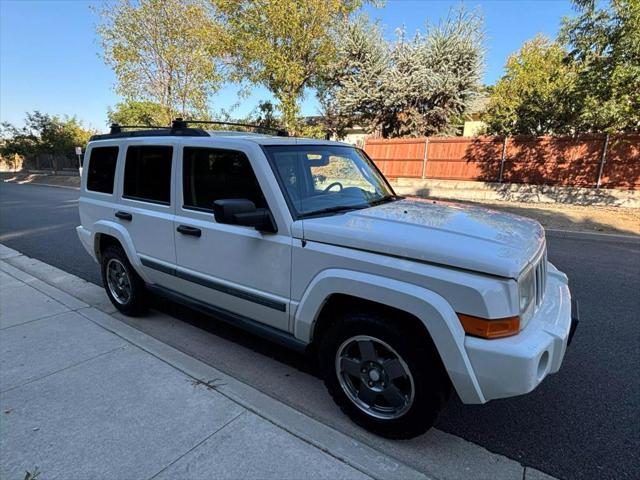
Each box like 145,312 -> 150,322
319,312 -> 450,439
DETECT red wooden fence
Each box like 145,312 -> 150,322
364,134 -> 640,189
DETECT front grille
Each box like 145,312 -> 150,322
534,248 -> 547,307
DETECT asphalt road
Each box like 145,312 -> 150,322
1,182 -> 639,480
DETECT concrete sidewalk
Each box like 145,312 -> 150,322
0,244 -> 426,480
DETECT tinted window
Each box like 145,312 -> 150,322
183,147 -> 266,212
87,146 -> 118,193
123,146 -> 172,204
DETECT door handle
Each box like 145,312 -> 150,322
115,211 -> 132,221
177,225 -> 202,237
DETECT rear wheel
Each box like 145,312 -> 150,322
101,245 -> 147,316
319,311 -> 450,439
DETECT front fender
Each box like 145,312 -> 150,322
294,269 -> 485,404
92,220 -> 150,282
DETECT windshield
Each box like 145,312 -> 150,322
264,145 -> 398,218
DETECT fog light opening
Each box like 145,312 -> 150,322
537,351 -> 550,381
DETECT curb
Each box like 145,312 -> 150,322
2,179 -> 80,191
545,228 -> 640,244
77,307 -> 429,480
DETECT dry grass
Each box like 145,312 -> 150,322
439,198 -> 640,236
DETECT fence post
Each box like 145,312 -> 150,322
498,136 -> 508,183
596,133 -> 610,189
421,138 -> 429,179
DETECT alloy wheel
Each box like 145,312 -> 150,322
106,258 -> 132,305
335,335 -> 415,420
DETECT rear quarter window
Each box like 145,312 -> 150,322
86,146 -> 119,194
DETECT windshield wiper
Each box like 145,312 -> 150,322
368,194 -> 403,207
300,204 -> 368,219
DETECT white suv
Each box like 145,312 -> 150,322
77,120 -> 578,438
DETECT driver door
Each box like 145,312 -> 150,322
173,146 -> 291,331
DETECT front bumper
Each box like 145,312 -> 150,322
464,263 -> 578,402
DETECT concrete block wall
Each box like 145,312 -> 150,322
391,178 -> 640,208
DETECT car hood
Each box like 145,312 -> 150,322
298,198 -> 545,278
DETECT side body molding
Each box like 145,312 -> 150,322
294,269 -> 486,404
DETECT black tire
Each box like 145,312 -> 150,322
101,244 -> 147,316
319,311 -> 450,439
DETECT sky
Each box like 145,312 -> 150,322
0,0 -> 576,131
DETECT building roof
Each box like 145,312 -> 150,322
467,95 -> 490,115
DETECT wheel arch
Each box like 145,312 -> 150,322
92,221 -> 149,282
295,269 -> 486,404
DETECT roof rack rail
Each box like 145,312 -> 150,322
171,118 -> 289,137
89,122 -> 210,141
109,123 -> 170,134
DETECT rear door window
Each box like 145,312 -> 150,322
87,146 -> 119,194
123,146 -> 173,204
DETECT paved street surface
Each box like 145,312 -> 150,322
1,181 -> 639,479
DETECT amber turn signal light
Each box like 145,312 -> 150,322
457,313 -> 520,339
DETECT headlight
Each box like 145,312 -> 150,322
519,267 -> 535,313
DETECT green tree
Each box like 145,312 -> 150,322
322,8 -> 484,137
318,17 -> 389,137
483,35 -> 579,135
250,101 -> 279,129
213,0 -> 367,133
107,100 -> 168,126
560,0 -> 640,132
0,112 -> 94,165
96,0 -> 223,125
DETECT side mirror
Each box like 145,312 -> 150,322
212,199 -> 277,233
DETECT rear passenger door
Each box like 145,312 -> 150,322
173,146 -> 291,331
115,143 -> 178,288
